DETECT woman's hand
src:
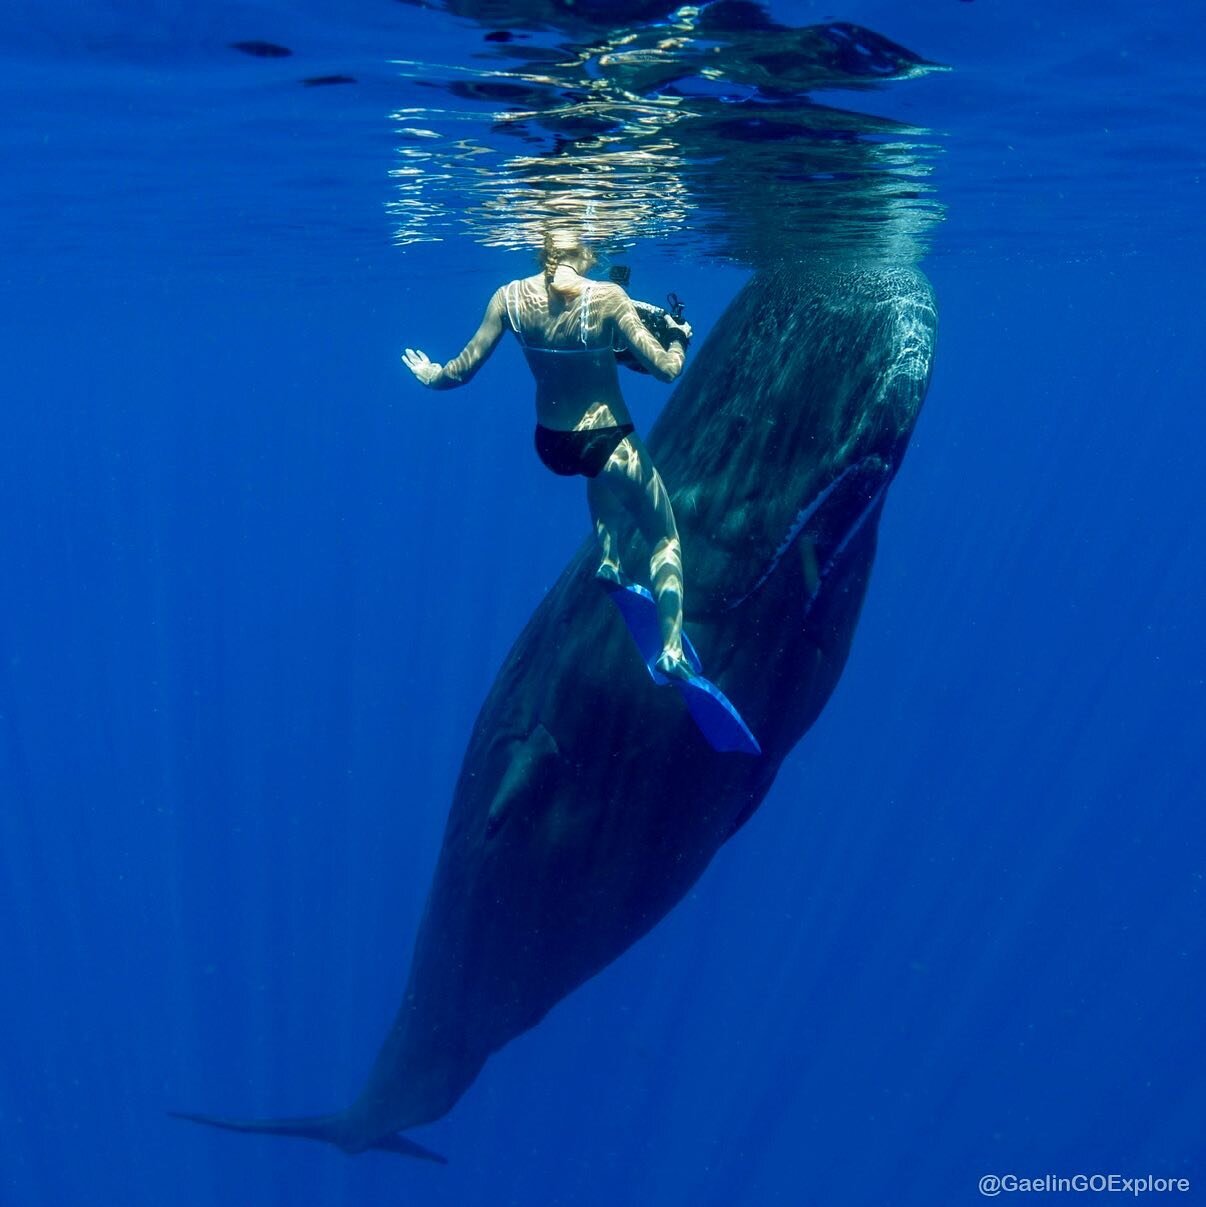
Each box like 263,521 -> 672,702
402,348 -> 443,387
664,316 -> 693,348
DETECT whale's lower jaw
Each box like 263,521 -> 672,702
722,453 -> 893,613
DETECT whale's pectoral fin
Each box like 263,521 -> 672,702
486,722 -> 562,837
168,1110 -> 448,1164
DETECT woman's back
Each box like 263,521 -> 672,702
503,273 -> 627,429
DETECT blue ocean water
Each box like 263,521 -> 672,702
2,2 -> 1204,1205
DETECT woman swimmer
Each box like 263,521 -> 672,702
402,231 -> 695,680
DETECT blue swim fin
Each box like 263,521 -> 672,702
606,583 -> 760,756
606,581 -> 701,681
672,673 -> 761,756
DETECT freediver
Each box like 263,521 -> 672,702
402,231 -> 695,679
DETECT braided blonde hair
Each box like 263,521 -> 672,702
539,231 -> 596,285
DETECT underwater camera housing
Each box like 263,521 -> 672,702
608,265 -> 689,374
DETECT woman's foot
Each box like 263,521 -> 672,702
654,648 -> 696,683
594,561 -> 625,588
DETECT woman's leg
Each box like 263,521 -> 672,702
591,435 -> 687,674
586,471 -> 626,586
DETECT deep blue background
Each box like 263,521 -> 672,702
2,2 -> 1204,1204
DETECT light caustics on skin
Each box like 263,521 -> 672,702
383,6 -> 947,266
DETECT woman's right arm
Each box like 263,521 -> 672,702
403,287 -> 509,390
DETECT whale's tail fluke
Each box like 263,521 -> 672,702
168,1110 -> 448,1164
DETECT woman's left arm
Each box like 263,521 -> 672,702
404,288 -> 508,390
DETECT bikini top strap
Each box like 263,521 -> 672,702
579,282 -> 591,347
504,280 -> 526,345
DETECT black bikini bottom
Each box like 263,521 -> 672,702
534,423 -> 634,478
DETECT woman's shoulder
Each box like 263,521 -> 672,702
492,275 -> 540,311
497,275 -> 546,302
586,278 -> 629,307
592,281 -> 640,327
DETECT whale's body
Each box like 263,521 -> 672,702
176,264 -> 937,1161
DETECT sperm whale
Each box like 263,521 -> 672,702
174,263 -> 937,1161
